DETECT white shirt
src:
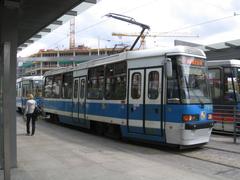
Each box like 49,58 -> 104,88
25,99 -> 37,114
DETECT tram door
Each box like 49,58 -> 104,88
73,78 -> 79,122
128,68 -> 163,136
128,70 -> 144,133
72,77 -> 87,126
78,77 -> 87,121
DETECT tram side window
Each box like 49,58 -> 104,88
131,73 -> 141,99
148,71 -> 159,99
208,69 -> 221,102
62,72 -> 73,99
223,68 -> 235,103
17,82 -> 21,97
16,83 -> 18,96
44,76 -> 53,98
167,70 -> 180,104
235,68 -> 240,102
22,85 -> 26,97
52,74 -> 62,98
33,80 -> 43,97
73,79 -> 78,99
105,61 -> 126,100
80,79 -> 85,99
22,80 -> 32,97
87,66 -> 104,99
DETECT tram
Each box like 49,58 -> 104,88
207,59 -> 240,132
43,46 -> 214,146
16,75 -> 43,112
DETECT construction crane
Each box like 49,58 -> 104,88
112,32 -> 199,49
69,17 -> 75,49
105,13 -> 150,51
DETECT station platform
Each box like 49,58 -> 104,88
206,133 -> 240,153
1,114 -> 240,180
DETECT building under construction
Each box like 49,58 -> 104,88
17,46 -> 124,78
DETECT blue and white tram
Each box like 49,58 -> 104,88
43,46 -> 214,146
16,75 -> 43,112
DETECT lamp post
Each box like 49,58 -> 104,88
97,37 -> 111,56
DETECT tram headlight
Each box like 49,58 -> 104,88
182,114 -> 198,122
207,114 -> 212,120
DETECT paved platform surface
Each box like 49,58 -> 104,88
206,133 -> 240,152
1,114 -> 240,180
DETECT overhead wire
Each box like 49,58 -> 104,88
164,13 -> 239,33
46,0 -> 239,49
47,0 -> 159,49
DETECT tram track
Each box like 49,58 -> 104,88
177,146 -> 240,169
204,146 -> 240,155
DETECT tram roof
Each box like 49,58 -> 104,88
44,46 -> 206,76
207,59 -> 240,67
17,75 -> 43,82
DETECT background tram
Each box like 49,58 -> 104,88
43,46 -> 214,146
16,76 -> 43,112
207,60 -> 240,132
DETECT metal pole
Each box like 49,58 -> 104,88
0,44 -> 3,171
3,42 -> 11,180
97,37 -> 100,56
233,105 -> 237,143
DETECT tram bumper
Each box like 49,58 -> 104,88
182,120 -> 214,145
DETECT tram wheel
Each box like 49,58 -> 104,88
91,121 -> 105,136
50,114 -> 59,123
104,124 -> 121,139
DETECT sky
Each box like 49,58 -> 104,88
17,0 -> 240,57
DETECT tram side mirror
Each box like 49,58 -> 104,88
166,58 -> 172,78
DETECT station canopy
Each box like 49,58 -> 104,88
175,39 -> 240,60
198,39 -> 240,52
17,0 -> 96,52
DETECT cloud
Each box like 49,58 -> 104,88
18,0 -> 240,57
231,0 -> 240,11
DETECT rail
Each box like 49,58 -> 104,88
212,104 -> 240,143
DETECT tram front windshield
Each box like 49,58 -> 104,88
167,56 -> 211,104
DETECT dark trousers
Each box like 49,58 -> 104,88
26,114 -> 36,135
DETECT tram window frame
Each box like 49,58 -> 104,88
61,72 -> 73,99
22,80 -> 32,98
17,82 -> 21,97
105,61 -> 127,100
148,71 -> 159,99
51,74 -> 62,98
167,59 -> 180,104
223,67 -> 236,104
73,79 -> 78,99
80,79 -> 85,99
33,80 -> 43,97
235,68 -> 240,102
44,76 -> 53,98
16,83 -> 18,96
87,66 -> 104,99
208,68 -> 221,102
131,72 -> 142,99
